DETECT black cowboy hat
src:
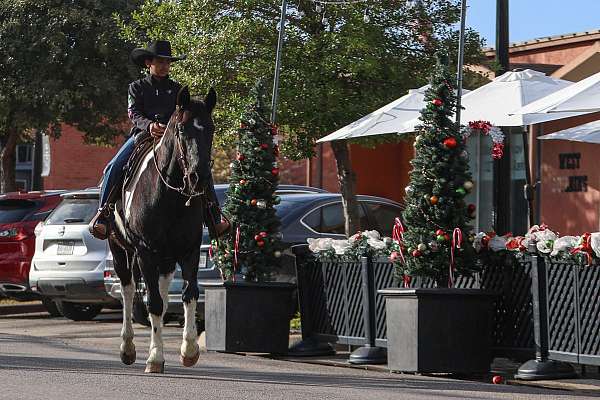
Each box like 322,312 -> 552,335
130,40 -> 186,69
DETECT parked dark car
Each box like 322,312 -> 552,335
0,191 -> 66,311
105,186 -> 402,328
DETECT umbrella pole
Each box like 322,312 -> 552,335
455,0 -> 468,125
522,128 -> 535,227
271,0 -> 288,125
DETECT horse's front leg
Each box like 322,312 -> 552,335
110,242 -> 136,365
179,249 -> 201,367
140,255 -> 174,373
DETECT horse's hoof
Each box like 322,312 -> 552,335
180,351 -> 200,367
145,361 -> 165,373
120,351 -> 136,365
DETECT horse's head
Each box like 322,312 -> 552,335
168,86 -> 216,194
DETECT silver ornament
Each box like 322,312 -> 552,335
463,181 -> 474,191
256,200 -> 267,209
274,250 -> 282,258
417,243 -> 427,252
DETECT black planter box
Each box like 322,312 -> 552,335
202,281 -> 296,354
379,288 -> 495,373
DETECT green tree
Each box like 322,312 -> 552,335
119,0 -> 484,235
214,82 -> 284,282
0,0 -> 139,192
400,55 -> 476,286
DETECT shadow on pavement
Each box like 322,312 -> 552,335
0,353 -> 585,397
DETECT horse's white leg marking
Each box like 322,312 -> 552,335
181,299 -> 199,359
120,282 -> 135,357
147,272 -> 174,366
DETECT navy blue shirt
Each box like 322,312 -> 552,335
127,74 -> 182,141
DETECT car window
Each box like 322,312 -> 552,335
45,198 -> 98,225
303,202 -> 368,235
363,202 -> 402,237
0,199 -> 39,223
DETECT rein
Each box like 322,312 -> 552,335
152,108 -> 205,206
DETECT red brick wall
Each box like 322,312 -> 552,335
43,125 -> 123,190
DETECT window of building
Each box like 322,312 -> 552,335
16,145 -> 33,164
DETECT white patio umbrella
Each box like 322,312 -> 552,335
514,70 -> 600,115
538,120 -> 600,144
459,69 -> 578,126
397,69 -> 580,132
317,85 -> 473,142
317,85 -> 433,143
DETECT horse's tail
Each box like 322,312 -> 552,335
127,249 -> 145,306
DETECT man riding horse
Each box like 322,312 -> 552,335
89,40 -> 229,240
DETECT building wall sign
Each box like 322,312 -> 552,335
559,152 -> 587,192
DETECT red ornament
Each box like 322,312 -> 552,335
260,143 -> 269,150
240,123 -> 247,129
412,249 -> 422,257
435,229 -> 445,236
443,137 -> 457,149
389,251 -> 400,262
254,234 -> 262,241
257,240 -> 265,247
271,168 -> 280,176
432,98 -> 443,106
444,233 -> 451,242
239,179 -> 247,185
430,195 -> 439,205
236,153 -> 245,161
271,124 -> 279,135
467,204 -> 476,214
259,231 -> 268,238
250,199 -> 257,206
492,375 -> 503,385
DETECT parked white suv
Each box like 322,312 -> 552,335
29,189 -> 120,321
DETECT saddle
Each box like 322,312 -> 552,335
123,136 -> 155,192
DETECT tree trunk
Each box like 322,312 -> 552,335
0,128 -> 19,193
330,140 -> 361,236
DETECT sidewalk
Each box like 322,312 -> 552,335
276,337 -> 600,395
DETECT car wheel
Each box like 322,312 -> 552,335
56,301 -> 102,321
41,297 -> 62,317
132,296 -> 151,327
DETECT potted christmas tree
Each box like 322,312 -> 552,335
202,82 -> 295,355
379,55 -> 495,373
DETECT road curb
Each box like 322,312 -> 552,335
0,302 -> 45,316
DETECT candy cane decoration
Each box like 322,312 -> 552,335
233,225 -> 241,281
449,228 -> 463,288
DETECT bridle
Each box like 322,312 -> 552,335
152,106 -> 205,206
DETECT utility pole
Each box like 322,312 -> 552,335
494,0 -> 511,234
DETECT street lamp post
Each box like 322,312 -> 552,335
271,0 -> 288,125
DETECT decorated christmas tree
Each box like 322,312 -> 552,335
213,82 -> 284,282
399,54 -> 477,287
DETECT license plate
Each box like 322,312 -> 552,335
57,241 -> 75,255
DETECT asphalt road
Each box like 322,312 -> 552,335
0,311 -> 596,400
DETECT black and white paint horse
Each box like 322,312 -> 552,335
109,87 -> 216,373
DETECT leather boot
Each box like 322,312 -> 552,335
89,207 -> 110,240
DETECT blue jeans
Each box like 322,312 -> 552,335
99,136 -> 135,207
